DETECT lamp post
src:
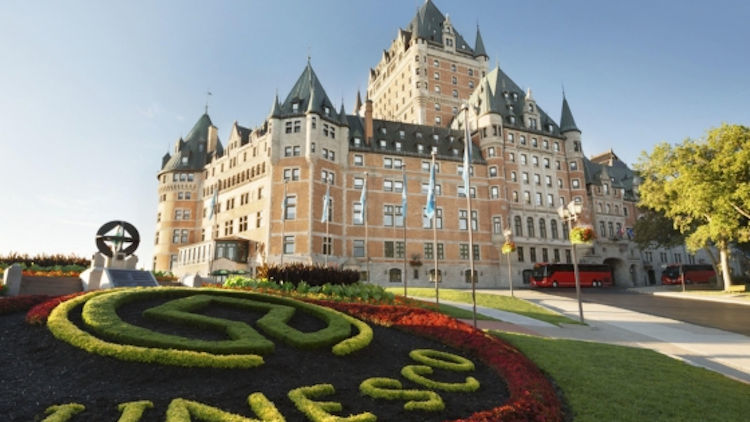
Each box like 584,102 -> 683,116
557,201 -> 585,323
502,228 -> 514,297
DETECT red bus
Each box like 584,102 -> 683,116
661,264 -> 715,285
531,264 -> 613,288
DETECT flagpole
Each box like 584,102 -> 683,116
402,163 -> 408,297
324,181 -> 330,266
462,104 -> 477,328
363,172 -> 370,284
430,151 -> 439,306
281,179 -> 287,266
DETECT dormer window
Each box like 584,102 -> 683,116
323,106 -> 330,115
503,92 -> 509,99
395,141 -> 402,151
181,156 -> 188,165
416,132 -> 423,138
417,144 -> 424,153
432,134 -> 439,141
380,127 -> 387,134
528,104 -> 534,112
512,93 -> 518,101
399,130 -> 405,138
547,124 -> 554,132
509,116 -> 516,124
452,148 -> 459,156
379,139 -> 387,148
353,137 -> 361,146
292,102 -> 299,112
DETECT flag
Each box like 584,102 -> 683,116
401,171 -> 408,218
321,183 -> 330,223
424,161 -> 436,219
208,188 -> 218,219
359,175 -> 367,223
463,130 -> 472,191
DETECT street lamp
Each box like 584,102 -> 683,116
558,201 -> 585,323
502,227 -> 514,297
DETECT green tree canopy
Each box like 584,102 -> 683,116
635,124 -> 750,290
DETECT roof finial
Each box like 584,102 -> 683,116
205,90 -> 212,114
561,82 -> 566,98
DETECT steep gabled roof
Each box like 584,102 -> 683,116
466,66 -> 562,136
160,113 -> 213,172
406,0 -> 474,55
279,60 -> 338,120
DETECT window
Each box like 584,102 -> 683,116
487,146 -> 496,157
353,177 -> 364,190
322,236 -> 332,255
452,89 -> 458,98
256,211 -> 262,228
433,59 -> 439,67
493,216 -> 503,234
424,242 -> 445,260
545,175 -> 552,187
554,141 -> 560,152
532,156 -> 539,167
239,216 -> 248,232
489,166 -> 498,177
558,178 -> 563,188
512,191 -> 519,202
283,236 -> 294,254
285,122 -> 292,134
534,174 -> 541,185
551,219 -> 559,239
520,154 -> 527,165
293,120 -> 301,133
569,160 -> 578,170
523,191 -> 531,204
547,194 -> 554,207
522,172 -> 529,184
434,71 -> 440,80
388,268 -> 402,283
383,205 -> 403,227
562,222 -> 570,240
517,246 -> 525,262
174,209 -> 183,220
539,219 -> 547,238
353,154 -> 363,166
224,220 -> 233,236
284,195 -> 296,219
572,179 -> 581,189
514,216 -> 523,236
490,186 -> 499,199
353,240 -> 365,257
434,85 -> 441,93
527,217 -> 535,237
353,202 -> 364,225
543,158 -> 550,168
511,171 -> 517,182
509,152 -> 515,162
422,207 -> 443,229
283,168 -> 300,181
435,116 -> 442,125
530,247 -> 537,263
535,192 -> 542,206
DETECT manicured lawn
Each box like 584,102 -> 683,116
494,331 -> 750,422
389,287 -> 578,325
429,302 -> 497,321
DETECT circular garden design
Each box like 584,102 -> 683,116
0,286 -> 563,421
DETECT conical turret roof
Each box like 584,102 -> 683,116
161,113 -> 213,172
560,95 -> 580,133
406,0 -> 474,55
280,60 -> 336,118
474,25 -> 488,58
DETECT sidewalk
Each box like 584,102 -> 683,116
627,285 -> 750,306
468,289 -> 750,384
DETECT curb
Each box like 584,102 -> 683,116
629,289 -> 750,307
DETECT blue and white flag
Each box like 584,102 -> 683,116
401,172 -> 408,217
208,188 -> 218,219
424,161 -> 436,219
463,132 -> 472,191
321,183 -> 330,223
359,175 -> 367,222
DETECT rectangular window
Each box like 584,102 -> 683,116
293,146 -> 301,156
284,195 -> 296,219
353,154 -> 363,166
422,208 -> 443,229
493,216 -> 502,234
256,211 -> 262,228
283,236 -> 294,254
384,241 -> 394,258
530,247 -> 537,263
323,236 -> 332,255
353,240 -> 365,257
459,244 -> 469,260
517,246 -> 525,262
353,202 -> 364,225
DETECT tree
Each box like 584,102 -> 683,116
633,208 -> 684,250
635,124 -> 750,291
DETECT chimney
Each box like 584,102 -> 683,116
207,125 -> 218,153
364,98 -> 374,144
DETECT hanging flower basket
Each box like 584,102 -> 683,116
570,225 -> 596,244
501,241 -> 516,254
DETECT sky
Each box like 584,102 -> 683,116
1,0 -> 748,267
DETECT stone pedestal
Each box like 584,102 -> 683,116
81,252 -> 141,291
3,264 -> 22,296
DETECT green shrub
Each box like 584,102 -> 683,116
359,377 -> 445,412
260,263 -> 359,287
408,349 -> 475,372
117,401 -> 153,422
165,394 -> 284,421
42,403 -> 85,422
224,277 -> 395,304
400,365 -> 480,393
0,252 -> 90,268
288,384 -> 375,422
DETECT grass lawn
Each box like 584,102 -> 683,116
421,301 -> 498,321
494,331 -> 750,422
389,287 -> 578,326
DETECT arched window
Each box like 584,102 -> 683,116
550,219 -> 559,239
562,222 -> 570,239
527,217 -> 535,238
428,269 -> 442,282
539,219 -> 547,239
514,216 -> 523,237
389,268 -> 402,283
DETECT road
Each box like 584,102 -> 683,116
541,288 -> 750,337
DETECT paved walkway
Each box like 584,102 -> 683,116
457,289 -> 750,384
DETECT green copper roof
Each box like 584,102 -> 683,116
560,96 -> 580,133
407,0 -> 475,55
474,26 -> 488,58
160,113 -> 213,172
279,60 -> 338,120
